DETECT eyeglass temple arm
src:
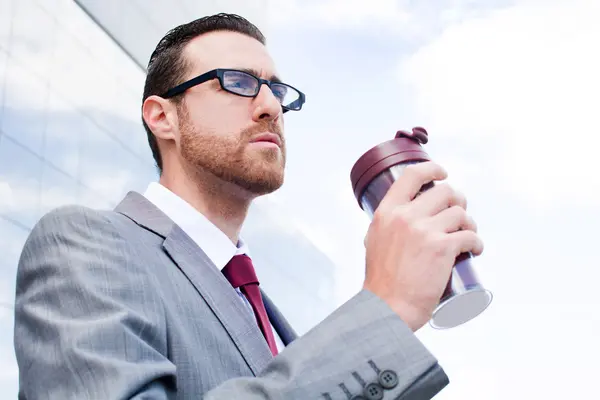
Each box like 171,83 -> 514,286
162,70 -> 219,98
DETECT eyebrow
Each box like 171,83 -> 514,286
238,67 -> 282,84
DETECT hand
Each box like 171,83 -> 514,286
363,161 -> 484,331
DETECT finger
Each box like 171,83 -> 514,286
377,161 -> 448,212
412,183 -> 467,218
427,205 -> 477,233
416,183 -> 467,218
449,230 -> 484,256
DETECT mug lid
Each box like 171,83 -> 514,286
350,127 -> 431,206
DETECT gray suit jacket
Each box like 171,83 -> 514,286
14,191 -> 449,399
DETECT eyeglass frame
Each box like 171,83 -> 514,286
160,68 -> 306,113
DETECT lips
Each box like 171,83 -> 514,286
250,133 -> 282,147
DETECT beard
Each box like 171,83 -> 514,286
178,108 -> 286,196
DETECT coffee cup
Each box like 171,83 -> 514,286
350,127 -> 492,329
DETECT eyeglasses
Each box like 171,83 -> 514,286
161,68 -> 306,113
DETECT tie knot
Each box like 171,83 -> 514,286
222,254 -> 259,289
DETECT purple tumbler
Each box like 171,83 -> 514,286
350,127 -> 492,329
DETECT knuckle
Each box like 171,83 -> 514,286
427,233 -> 451,257
371,208 -> 387,226
456,190 -> 468,209
403,163 -> 422,180
390,207 -> 412,228
468,230 -> 480,242
443,182 -> 455,197
450,205 -> 468,223
437,183 -> 455,201
467,231 -> 484,252
373,205 -> 410,229
439,184 -> 468,209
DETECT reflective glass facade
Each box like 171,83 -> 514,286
0,0 -> 336,396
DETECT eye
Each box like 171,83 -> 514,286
230,76 -> 253,88
271,85 -> 288,101
223,71 -> 257,94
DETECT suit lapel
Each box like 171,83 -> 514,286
115,191 -> 273,375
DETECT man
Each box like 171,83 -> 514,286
14,13 -> 483,399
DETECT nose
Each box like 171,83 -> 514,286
251,84 -> 282,122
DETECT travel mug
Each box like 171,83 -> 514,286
350,127 -> 492,329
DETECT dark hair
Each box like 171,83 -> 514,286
142,13 -> 266,173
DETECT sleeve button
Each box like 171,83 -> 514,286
364,383 -> 384,400
379,369 -> 399,389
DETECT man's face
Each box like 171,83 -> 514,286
175,31 -> 286,195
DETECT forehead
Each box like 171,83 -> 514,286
183,31 -> 278,79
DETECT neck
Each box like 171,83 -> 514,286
159,164 -> 252,245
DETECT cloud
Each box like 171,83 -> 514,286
0,162 -> 129,221
267,0 -> 521,44
0,183 -> 14,212
309,0 -> 411,29
398,0 -> 600,211
268,0 -> 412,35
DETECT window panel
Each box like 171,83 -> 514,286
33,0 -> 62,13
0,216 -> 29,307
79,117 -> 139,206
62,0 -> 122,53
77,183 -> 111,211
0,313 -> 18,400
0,49 -> 7,125
0,136 -> 43,229
128,159 -> 156,195
43,92 -> 82,175
0,0 -> 15,53
40,165 -> 79,218
257,270 -> 323,335
49,28 -> 95,110
110,47 -> 145,99
71,1 -> 145,98
1,55 -> 49,157
108,95 -> 144,155
10,0 -> 56,80
132,116 -> 155,162
84,76 -> 120,139
0,217 -> 29,400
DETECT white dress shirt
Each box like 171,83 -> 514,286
143,182 -> 284,352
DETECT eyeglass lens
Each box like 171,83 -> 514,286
222,70 -> 301,109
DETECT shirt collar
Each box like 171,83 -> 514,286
142,182 -> 249,270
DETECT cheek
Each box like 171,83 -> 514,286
190,108 -> 248,139
190,93 -> 250,126
187,103 -> 218,130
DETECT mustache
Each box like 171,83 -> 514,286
244,121 -> 284,141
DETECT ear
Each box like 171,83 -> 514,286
142,95 -> 179,141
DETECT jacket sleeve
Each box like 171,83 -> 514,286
14,205 -> 448,400
203,290 -> 449,399
14,206 -> 176,400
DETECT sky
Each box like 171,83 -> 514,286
258,0 -> 600,398
1,0 -> 600,398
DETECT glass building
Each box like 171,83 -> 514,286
0,0 -> 337,396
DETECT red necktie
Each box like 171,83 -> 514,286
222,254 -> 278,356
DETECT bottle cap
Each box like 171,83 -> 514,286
350,127 -> 431,207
